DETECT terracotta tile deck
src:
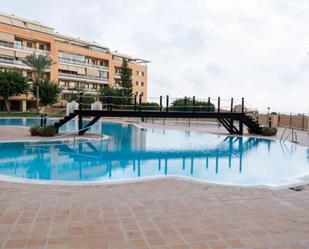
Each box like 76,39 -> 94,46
0,179 -> 308,249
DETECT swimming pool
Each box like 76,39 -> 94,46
0,118 -> 308,187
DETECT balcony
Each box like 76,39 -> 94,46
0,41 -> 51,55
60,86 -> 99,95
0,57 -> 31,69
58,58 -> 109,71
58,72 -> 109,84
114,72 -> 121,79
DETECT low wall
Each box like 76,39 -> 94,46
255,114 -> 308,131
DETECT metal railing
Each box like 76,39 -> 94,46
280,126 -> 298,143
75,94 -> 247,114
58,58 -> 109,70
58,72 -> 109,82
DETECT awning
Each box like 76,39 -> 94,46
87,68 -> 99,77
77,67 -> 85,75
0,48 -> 14,57
0,31 -> 14,43
15,51 -> 29,58
58,64 -> 68,70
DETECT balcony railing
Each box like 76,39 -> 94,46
60,86 -> 99,94
0,41 -> 50,54
0,41 -> 14,48
59,58 -> 109,70
58,72 -> 109,83
0,57 -> 29,67
114,73 -> 121,78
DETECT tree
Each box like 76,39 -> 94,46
23,53 -> 53,112
82,93 -> 96,109
117,59 -> 133,105
38,79 -> 61,106
98,86 -> 122,107
170,98 -> 215,112
0,70 -> 29,112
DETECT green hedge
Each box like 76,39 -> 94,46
261,127 -> 277,136
30,125 -> 58,137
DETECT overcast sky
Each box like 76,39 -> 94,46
2,0 -> 309,113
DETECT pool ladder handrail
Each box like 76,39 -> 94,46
280,126 -> 298,144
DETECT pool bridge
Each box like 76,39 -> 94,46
54,96 -> 262,135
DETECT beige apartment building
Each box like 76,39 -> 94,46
0,13 -> 149,112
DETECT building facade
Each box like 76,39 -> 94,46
0,13 -> 149,111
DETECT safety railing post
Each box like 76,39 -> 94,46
217,97 -> 220,113
184,96 -> 187,112
302,113 -> 305,131
139,94 -> 142,112
40,114 -> 44,127
207,97 -> 211,112
230,97 -> 234,112
134,95 -> 137,111
278,113 -> 281,127
289,113 -> 292,127
239,97 -> 245,135
78,92 -> 83,135
159,96 -> 162,112
166,95 -> 169,112
43,114 -> 47,127
192,96 -> 196,113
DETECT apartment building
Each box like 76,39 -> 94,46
0,13 -> 149,112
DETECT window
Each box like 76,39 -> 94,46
100,71 -> 108,78
141,82 -> 144,86
39,44 -> 45,50
26,72 -> 32,78
136,81 -> 139,86
115,67 -> 121,74
140,92 -> 144,96
136,71 -> 144,76
113,55 -> 124,62
91,46 -> 109,53
59,52 -> 85,63
14,40 -> 22,49
26,42 -> 32,48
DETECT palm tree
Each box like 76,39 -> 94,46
23,53 -> 53,112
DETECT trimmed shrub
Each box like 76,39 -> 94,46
261,127 -> 277,136
29,125 -> 41,136
29,125 -> 58,137
141,102 -> 160,111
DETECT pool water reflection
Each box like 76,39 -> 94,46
0,118 -> 308,186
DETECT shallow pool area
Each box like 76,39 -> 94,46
0,118 -> 308,187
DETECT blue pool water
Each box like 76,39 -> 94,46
0,118 -> 308,187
